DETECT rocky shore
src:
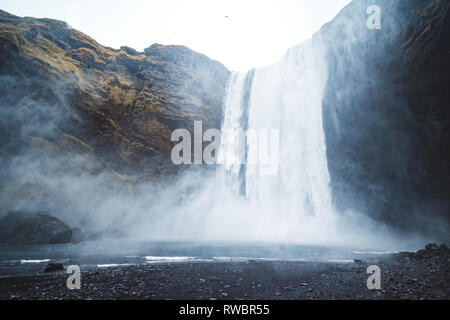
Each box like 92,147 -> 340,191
0,244 -> 448,300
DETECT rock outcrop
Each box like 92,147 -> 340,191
0,9 -> 230,179
0,211 -> 72,244
44,263 -> 64,273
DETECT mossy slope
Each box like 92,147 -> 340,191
0,9 -> 230,178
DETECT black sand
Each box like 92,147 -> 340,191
1,245 -> 448,300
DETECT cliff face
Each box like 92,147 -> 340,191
320,0 -> 450,235
0,9 -> 230,179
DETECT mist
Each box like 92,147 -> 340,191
1,0 -> 447,257
0,53 -> 432,254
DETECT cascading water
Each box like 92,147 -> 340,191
219,37 -> 335,236
217,71 -> 254,195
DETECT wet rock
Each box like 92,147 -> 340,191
425,243 -> 439,251
0,211 -> 72,244
44,263 -> 64,273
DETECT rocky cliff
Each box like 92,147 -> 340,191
0,9 -> 230,180
320,0 -> 450,237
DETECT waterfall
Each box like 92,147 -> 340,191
219,38 -> 335,227
217,70 -> 254,195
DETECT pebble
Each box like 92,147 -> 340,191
1,244 -> 448,300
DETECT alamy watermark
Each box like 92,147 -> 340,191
66,265 -> 81,290
367,5 -> 382,30
171,121 -> 280,176
367,265 -> 381,290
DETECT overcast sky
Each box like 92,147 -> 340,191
0,0 -> 351,71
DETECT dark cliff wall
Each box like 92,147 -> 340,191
0,9 -> 230,180
320,0 -> 450,237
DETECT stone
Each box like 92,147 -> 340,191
425,243 -> 439,251
44,263 -> 64,273
0,211 -> 72,244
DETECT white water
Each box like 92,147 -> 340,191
217,72 -> 250,194
219,38 -> 335,237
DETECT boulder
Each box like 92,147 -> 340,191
425,243 -> 439,251
44,263 -> 64,273
0,211 -> 72,244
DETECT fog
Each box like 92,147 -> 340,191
0,149 -> 427,252
0,50 -> 430,254
0,1 -> 446,254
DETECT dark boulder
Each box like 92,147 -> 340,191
425,243 -> 439,251
424,243 -> 449,252
0,211 -> 72,244
44,263 -> 64,273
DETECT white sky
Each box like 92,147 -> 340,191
0,0 -> 351,71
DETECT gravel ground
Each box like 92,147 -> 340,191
1,245 -> 448,300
